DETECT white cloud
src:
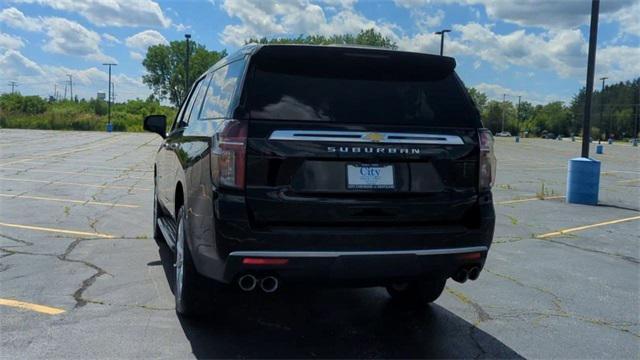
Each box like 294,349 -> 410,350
0,8 -> 114,62
474,0 -> 636,32
0,49 -> 44,78
129,51 -> 144,60
318,0 -> 357,8
11,0 -> 171,28
125,30 -> 168,50
0,7 -> 42,31
220,0 -> 399,46
1,50 -> 149,100
103,33 -> 122,44
423,9 -> 444,28
41,17 -> 115,62
394,0 -> 639,37
473,82 -> 561,105
0,32 -> 25,50
596,45 -> 640,84
174,23 -> 190,32
452,23 -> 588,77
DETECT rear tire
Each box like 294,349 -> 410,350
174,206 -> 202,317
386,278 -> 446,306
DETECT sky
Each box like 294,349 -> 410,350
1,0 -> 639,105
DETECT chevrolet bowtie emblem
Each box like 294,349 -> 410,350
364,133 -> 384,142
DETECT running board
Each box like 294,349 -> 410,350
158,216 -> 177,251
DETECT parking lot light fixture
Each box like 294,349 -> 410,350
434,29 -> 451,56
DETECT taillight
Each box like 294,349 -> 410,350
211,120 -> 247,189
478,128 -> 496,190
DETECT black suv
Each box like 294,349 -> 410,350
144,44 -> 496,315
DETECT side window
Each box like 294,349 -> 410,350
180,77 -> 207,128
200,61 -> 244,120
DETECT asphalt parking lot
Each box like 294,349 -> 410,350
0,129 -> 638,359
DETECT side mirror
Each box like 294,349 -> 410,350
143,115 -> 166,138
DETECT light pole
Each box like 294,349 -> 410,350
434,29 -> 451,56
185,34 -> 191,102
103,63 -> 117,132
567,0 -> 600,206
599,76 -> 608,141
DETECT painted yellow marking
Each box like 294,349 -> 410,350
496,196 -> 565,205
602,170 -> 640,175
0,298 -> 65,315
0,193 -> 139,208
616,178 -> 640,184
0,158 -> 33,166
0,167 -> 150,181
15,160 -> 153,173
0,177 -> 151,191
46,136 -> 123,157
0,222 -> 115,239
536,215 -> 640,239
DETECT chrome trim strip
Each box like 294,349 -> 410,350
229,246 -> 487,258
269,130 -> 464,145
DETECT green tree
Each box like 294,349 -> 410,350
467,87 -> 487,113
142,40 -> 227,107
246,28 -> 398,49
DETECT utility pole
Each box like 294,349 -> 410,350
67,74 -> 73,101
501,93 -> 507,133
580,0 -> 600,158
8,81 -> 17,94
517,95 -> 522,136
434,29 -> 451,56
599,76 -> 608,140
63,83 -> 67,100
54,84 -> 57,100
634,85 -> 639,146
185,34 -> 191,102
103,63 -> 117,132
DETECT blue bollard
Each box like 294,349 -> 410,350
515,136 -> 520,143
596,144 -> 604,154
566,157 -> 600,205
608,138 -> 613,145
106,123 -> 113,132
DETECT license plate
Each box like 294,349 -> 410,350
347,165 -> 394,189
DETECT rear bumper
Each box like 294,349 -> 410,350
222,246 -> 487,285
190,191 -> 495,285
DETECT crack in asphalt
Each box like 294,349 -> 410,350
485,269 -> 640,338
493,234 -> 639,264
445,287 -> 493,359
542,238 -> 639,264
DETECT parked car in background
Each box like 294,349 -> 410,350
143,44 -> 497,316
496,131 -> 512,137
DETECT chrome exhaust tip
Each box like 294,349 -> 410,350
238,274 -> 257,291
453,268 -> 469,283
260,276 -> 279,293
468,267 -> 481,281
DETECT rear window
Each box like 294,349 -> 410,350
242,47 -> 479,127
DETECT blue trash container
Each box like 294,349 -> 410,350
566,157 -> 600,205
596,144 -> 604,154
